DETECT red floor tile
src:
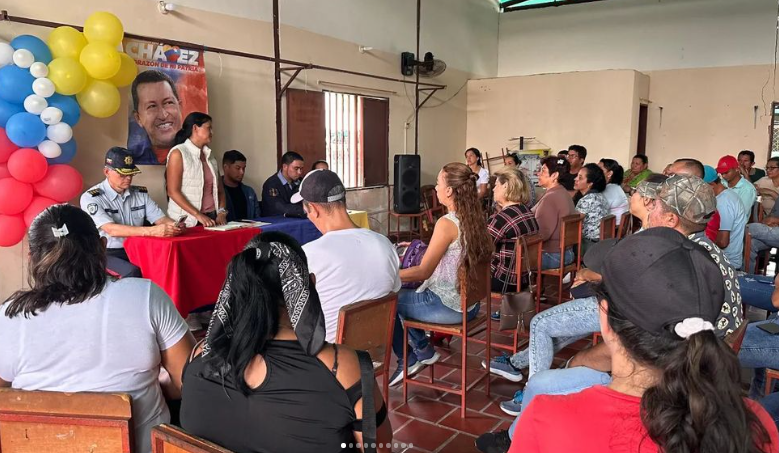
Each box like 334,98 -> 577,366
482,379 -> 523,399
389,411 -> 412,434
394,397 -> 457,424
439,389 -> 493,411
438,433 -> 480,453
481,400 -> 515,420
438,408 -> 504,436
392,419 -> 457,452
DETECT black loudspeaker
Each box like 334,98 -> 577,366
394,154 -> 420,214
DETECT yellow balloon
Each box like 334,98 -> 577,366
47,26 -> 88,60
109,53 -> 137,87
83,12 -> 124,46
48,57 -> 88,95
77,79 -> 121,118
80,42 -> 121,80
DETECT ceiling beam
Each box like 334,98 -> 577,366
503,0 -> 608,13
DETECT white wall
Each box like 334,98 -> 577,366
169,0 -> 501,76
498,0 -> 777,76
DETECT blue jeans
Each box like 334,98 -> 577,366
541,248 -> 575,270
739,274 -> 777,312
392,288 -> 479,363
748,223 -> 779,273
739,318 -> 779,398
508,367 -> 611,439
509,297 -> 600,377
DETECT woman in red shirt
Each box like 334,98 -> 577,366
510,227 -> 778,453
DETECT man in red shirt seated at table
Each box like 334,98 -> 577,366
80,147 -> 184,277
293,169 -> 401,342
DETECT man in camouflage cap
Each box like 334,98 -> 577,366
643,173 -> 742,335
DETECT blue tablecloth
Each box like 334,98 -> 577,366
255,216 -> 322,245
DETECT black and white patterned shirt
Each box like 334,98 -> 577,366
688,231 -> 742,336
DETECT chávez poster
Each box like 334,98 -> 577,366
124,39 -> 208,165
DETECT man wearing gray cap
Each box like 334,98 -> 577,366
293,170 -> 401,343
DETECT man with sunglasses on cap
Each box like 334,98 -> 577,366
80,147 -> 183,278
293,169 -> 401,343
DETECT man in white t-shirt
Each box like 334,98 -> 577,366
292,170 -> 401,342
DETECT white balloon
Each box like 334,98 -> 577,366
46,122 -> 73,144
23,94 -> 48,115
12,49 -> 34,68
40,107 -> 63,125
32,78 -> 55,98
30,62 -> 49,78
0,42 -> 13,67
38,140 -> 62,158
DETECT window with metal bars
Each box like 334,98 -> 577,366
325,91 -> 363,188
286,88 -> 388,188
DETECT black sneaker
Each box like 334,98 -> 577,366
475,430 -> 511,453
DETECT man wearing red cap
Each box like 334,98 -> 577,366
718,154 -> 757,214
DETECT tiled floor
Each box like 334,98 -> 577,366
382,295 -> 590,453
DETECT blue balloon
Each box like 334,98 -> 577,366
47,94 -> 81,127
0,98 -> 24,128
47,138 -> 76,164
10,35 -> 53,65
0,65 -> 34,105
6,112 -> 46,148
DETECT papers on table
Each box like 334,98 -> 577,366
205,220 -> 270,232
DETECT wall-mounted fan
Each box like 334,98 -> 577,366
401,51 -> 447,78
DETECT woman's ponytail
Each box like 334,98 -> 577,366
209,246 -> 282,395
640,331 -> 771,453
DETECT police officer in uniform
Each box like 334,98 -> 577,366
80,147 -> 183,278
261,150 -> 306,217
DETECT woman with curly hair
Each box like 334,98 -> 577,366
389,162 -> 494,386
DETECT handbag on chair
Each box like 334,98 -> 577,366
499,237 -> 537,333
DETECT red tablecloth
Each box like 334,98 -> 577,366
124,226 -> 261,316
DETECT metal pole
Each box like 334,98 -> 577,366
414,0 -> 421,156
0,11 -> 446,89
273,0 -> 283,164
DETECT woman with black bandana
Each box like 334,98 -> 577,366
180,232 -> 391,453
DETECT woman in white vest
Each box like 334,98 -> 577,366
166,112 -> 226,227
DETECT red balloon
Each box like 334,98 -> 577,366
0,214 -> 26,247
23,196 -> 58,227
0,163 -> 9,179
33,164 -> 83,202
0,127 -> 19,164
7,148 -> 48,183
0,177 -> 33,215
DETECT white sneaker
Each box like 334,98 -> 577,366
562,272 -> 572,284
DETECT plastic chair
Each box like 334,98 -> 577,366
336,292 -> 398,400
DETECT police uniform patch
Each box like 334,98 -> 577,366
269,188 -> 279,197
124,156 -> 133,165
87,203 -> 98,215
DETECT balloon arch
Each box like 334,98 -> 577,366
0,12 -> 135,246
